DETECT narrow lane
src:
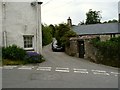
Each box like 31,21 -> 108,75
2,44 -> 119,88
42,44 -> 118,73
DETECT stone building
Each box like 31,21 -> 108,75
66,15 -> 120,61
0,1 -> 43,54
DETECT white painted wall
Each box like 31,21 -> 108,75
4,2 -> 37,47
2,2 -> 42,54
0,2 -> 2,46
0,2 -> 2,90
118,1 -> 120,14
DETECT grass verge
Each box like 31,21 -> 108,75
2,59 -> 45,65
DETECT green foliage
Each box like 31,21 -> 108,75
86,9 -> 101,24
103,19 -> 118,23
3,58 -> 45,65
42,24 -> 53,46
91,36 -> 120,67
3,59 -> 27,65
90,37 -> 100,45
2,45 -> 45,65
24,52 -> 45,64
60,30 -> 77,46
49,24 -> 56,37
2,45 -> 26,60
55,23 -> 77,47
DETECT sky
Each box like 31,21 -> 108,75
40,0 -> 120,25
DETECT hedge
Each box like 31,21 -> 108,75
2,45 -> 26,60
2,45 -> 45,65
91,36 -> 120,68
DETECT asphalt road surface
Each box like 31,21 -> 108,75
2,44 -> 119,88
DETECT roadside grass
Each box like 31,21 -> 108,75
2,59 -> 45,65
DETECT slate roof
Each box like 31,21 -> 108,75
72,23 -> 120,35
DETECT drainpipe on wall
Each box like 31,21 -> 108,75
2,1 -> 7,47
3,31 -> 7,47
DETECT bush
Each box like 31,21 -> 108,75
2,45 -> 26,60
60,30 -> 77,47
2,45 -> 45,65
42,25 -> 52,46
24,52 -> 44,63
55,23 -> 77,47
91,36 -> 120,68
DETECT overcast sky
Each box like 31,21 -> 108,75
40,0 -> 120,25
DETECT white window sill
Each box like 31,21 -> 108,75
24,48 -> 34,51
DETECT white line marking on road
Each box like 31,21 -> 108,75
74,71 -> 88,74
56,67 -> 69,70
111,72 -> 120,76
55,69 -> 69,72
18,67 -> 32,70
18,66 -> 34,70
73,68 -> 88,74
92,69 -> 109,76
37,67 -> 52,69
111,72 -> 120,75
3,66 -> 17,69
73,68 -> 87,71
93,72 -> 110,76
55,67 -> 69,73
36,67 -> 51,71
92,70 -> 106,73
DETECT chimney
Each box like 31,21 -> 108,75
67,17 -> 72,27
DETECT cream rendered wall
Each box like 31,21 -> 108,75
0,2 -> 2,47
2,2 -> 42,54
4,2 -> 37,48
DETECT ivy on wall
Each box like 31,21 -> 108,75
91,36 -> 120,68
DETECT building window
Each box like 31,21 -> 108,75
23,36 -> 33,49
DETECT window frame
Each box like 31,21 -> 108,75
23,35 -> 34,51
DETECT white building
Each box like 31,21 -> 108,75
0,1 -> 43,54
118,1 -> 120,31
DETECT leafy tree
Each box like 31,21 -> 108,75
85,9 -> 101,24
103,19 -> 118,23
49,24 -> 56,37
60,30 -> 76,47
42,24 -> 52,46
55,23 -> 70,45
55,23 -> 76,47
107,19 -> 118,23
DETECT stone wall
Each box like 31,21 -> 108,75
100,34 -> 120,41
65,35 -> 120,63
65,40 -> 79,57
65,38 -> 98,63
84,40 -> 98,62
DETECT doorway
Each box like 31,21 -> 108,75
78,40 -> 85,58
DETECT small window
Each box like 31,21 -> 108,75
23,36 -> 33,48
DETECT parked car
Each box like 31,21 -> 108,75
52,40 -> 64,52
